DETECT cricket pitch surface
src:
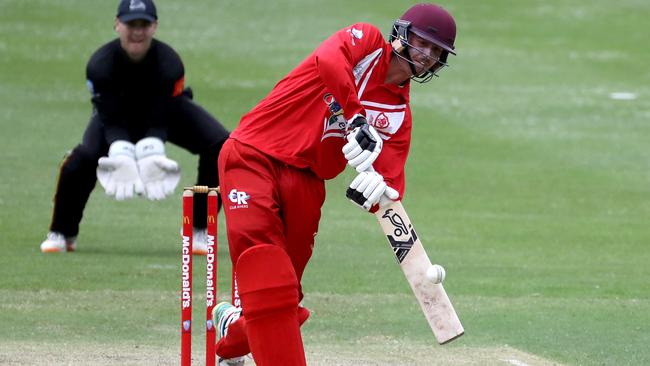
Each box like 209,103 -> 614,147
1,341 -> 563,366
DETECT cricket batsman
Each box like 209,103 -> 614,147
213,3 -> 457,364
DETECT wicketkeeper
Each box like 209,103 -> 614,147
212,3 -> 457,365
40,0 -> 229,254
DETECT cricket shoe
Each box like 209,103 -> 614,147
213,302 -> 247,366
219,356 -> 247,366
40,232 -> 77,253
179,227 -> 209,255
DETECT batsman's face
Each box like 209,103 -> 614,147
407,33 -> 443,76
115,19 -> 157,62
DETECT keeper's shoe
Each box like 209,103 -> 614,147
179,227 -> 209,255
213,302 -> 246,366
40,232 -> 77,253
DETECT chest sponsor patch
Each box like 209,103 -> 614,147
363,102 -> 406,138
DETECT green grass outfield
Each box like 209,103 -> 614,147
1,0 -> 649,365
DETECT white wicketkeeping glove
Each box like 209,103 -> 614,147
342,114 -> 383,173
346,170 -> 399,211
135,137 -> 180,201
96,140 -> 145,201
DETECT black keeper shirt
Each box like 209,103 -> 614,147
86,38 -> 185,144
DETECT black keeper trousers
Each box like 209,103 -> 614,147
49,94 -> 229,237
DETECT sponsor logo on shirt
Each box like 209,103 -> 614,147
321,93 -> 348,140
362,101 -> 407,139
370,112 -> 390,129
228,188 -> 250,209
346,27 -> 363,46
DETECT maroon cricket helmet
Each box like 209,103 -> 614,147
390,3 -> 457,82
400,3 -> 456,55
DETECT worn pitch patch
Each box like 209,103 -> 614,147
304,343 -> 564,366
1,342 -> 563,366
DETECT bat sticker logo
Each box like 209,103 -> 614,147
382,208 -> 418,263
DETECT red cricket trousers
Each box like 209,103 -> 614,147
217,138 -> 326,306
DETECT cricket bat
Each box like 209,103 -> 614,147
375,200 -> 464,344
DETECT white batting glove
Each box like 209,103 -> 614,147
135,137 -> 180,201
96,140 -> 145,201
342,114 -> 383,173
346,170 -> 399,211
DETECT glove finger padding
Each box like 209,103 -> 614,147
346,173 -> 368,209
154,181 -> 166,200
145,180 -> 165,201
365,181 -> 386,208
115,183 -> 127,201
123,182 -> 137,200
138,157 -> 179,200
347,150 -> 371,168
96,141 -> 142,200
155,181 -> 166,200
348,171 -> 368,191
346,171 -> 390,211
105,177 -> 117,197
342,143 -> 363,161
157,157 -> 181,195
355,171 -> 375,194
353,150 -> 379,173
361,173 -> 382,198
135,179 -> 145,196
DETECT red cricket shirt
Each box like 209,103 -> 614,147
231,23 -> 412,198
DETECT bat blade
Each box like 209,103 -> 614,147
375,201 -> 464,344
